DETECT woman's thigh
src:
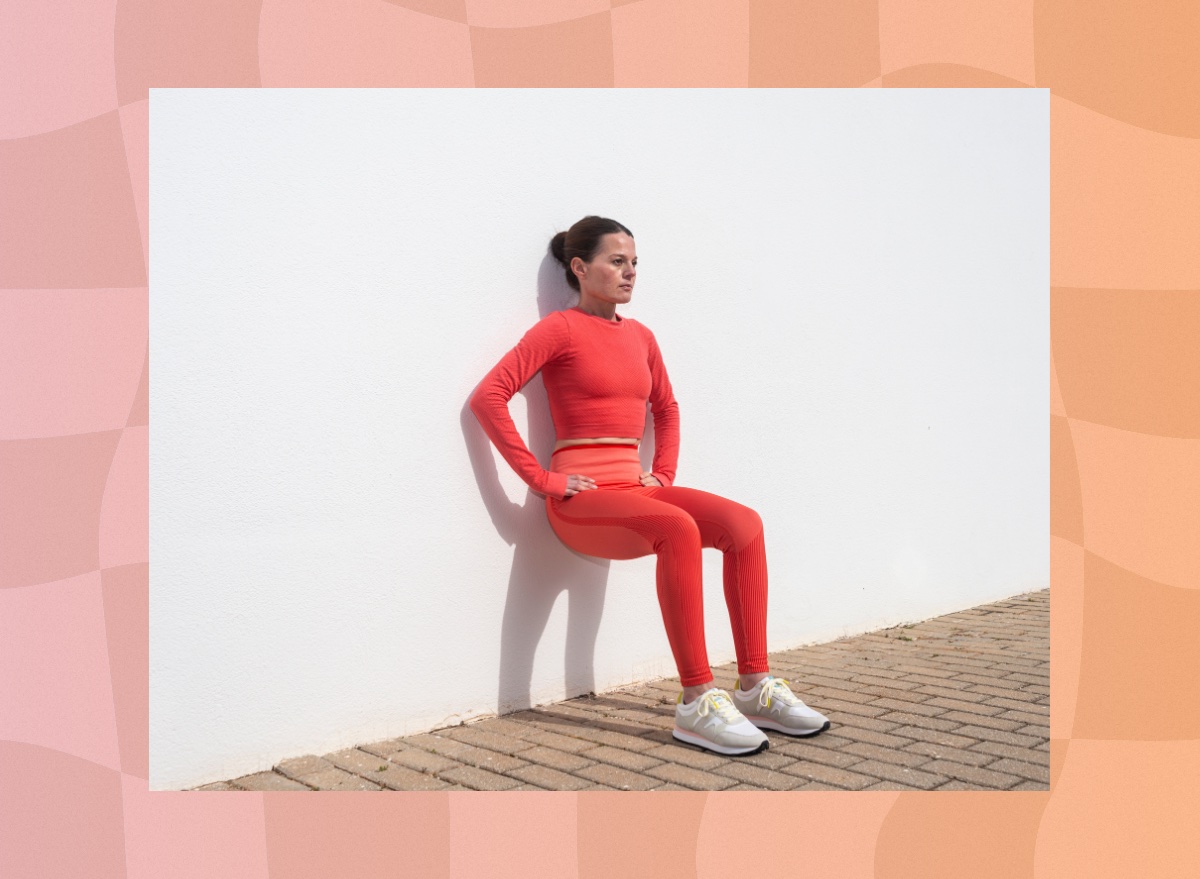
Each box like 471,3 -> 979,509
545,489 -> 701,561
640,486 -> 763,553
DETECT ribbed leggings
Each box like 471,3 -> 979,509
544,444 -> 769,687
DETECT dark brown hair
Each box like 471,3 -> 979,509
549,216 -> 634,292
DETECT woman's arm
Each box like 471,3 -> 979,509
470,312 -> 572,500
645,328 -> 680,487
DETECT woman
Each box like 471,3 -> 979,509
470,215 -> 830,756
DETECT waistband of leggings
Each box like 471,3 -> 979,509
551,441 -> 640,457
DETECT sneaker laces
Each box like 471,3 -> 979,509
757,677 -> 805,710
697,690 -> 743,724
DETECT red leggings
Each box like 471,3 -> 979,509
545,444 -> 769,687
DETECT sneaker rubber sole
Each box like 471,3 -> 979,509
672,727 -> 770,756
743,717 -> 832,737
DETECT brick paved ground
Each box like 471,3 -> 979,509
200,588 -> 1048,792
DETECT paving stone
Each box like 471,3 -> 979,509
770,736 -> 864,769
597,690 -> 665,708
841,741 -> 931,768
580,745 -> 664,773
861,781 -> 924,791
516,746 -> 596,773
986,757 -> 1050,784
507,725 -> 599,755
885,725 -> 980,750
543,724 -> 659,752
438,765 -> 523,791
875,712 -> 963,733
853,683 -> 938,702
1010,780 -> 1051,791
735,747 -> 797,771
836,760 -> 948,790
476,717 -> 540,738
947,725 -> 1043,749
899,672 -> 967,689
368,763 -> 453,791
926,697 -> 1005,716
903,741 -> 996,767
574,762 -> 661,791
937,711 -> 1024,731
801,698 -> 890,719
935,779 -> 983,790
405,735 -> 529,773
323,748 -> 394,776
825,713 -> 904,734
991,659 -> 1045,673
642,743 -> 730,771
357,737 -> 411,759
389,747 -> 459,774
532,705 -> 652,740
230,771 -> 312,791
913,685 -> 992,702
437,725 -> 538,756
1005,672 -> 1049,686
639,728 -> 681,747
866,698 -> 947,717
954,672 -> 1029,690
972,740 -> 1048,763
831,725 -> 914,749
981,693 -> 1048,712
566,699 -> 673,731
920,760 -> 1023,789
195,782 -> 239,791
712,762 -> 804,791
508,764 -> 593,791
648,783 -> 693,791
302,768 -> 383,791
645,763 -> 740,790
777,761 -> 876,791
273,755 -> 336,783
998,708 -> 1050,726
794,685 -> 879,705
892,663 -> 958,679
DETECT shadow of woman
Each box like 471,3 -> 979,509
461,258 -> 614,715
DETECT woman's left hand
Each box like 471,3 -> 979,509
639,472 -> 662,487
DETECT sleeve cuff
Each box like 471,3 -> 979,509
541,469 -> 570,500
652,471 -> 674,488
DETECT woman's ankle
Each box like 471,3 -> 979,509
737,672 -> 770,692
680,680 -> 716,704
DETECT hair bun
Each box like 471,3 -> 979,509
549,231 -> 568,265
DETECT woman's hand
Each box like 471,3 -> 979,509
563,474 -> 598,497
640,472 -> 663,487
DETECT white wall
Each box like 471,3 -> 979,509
150,88 -> 1048,790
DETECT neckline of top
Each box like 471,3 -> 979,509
569,306 -> 624,325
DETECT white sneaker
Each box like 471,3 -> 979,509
673,688 -> 769,756
732,675 -> 831,737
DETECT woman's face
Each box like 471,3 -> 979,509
574,232 -> 637,304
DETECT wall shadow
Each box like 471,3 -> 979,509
460,256 -> 613,714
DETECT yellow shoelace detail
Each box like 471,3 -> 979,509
697,690 -> 742,723
758,677 -> 803,710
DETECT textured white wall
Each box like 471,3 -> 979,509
150,88 -> 1048,790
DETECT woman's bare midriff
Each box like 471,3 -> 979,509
554,436 -> 640,451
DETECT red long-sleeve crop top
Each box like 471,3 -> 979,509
470,306 -> 680,500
